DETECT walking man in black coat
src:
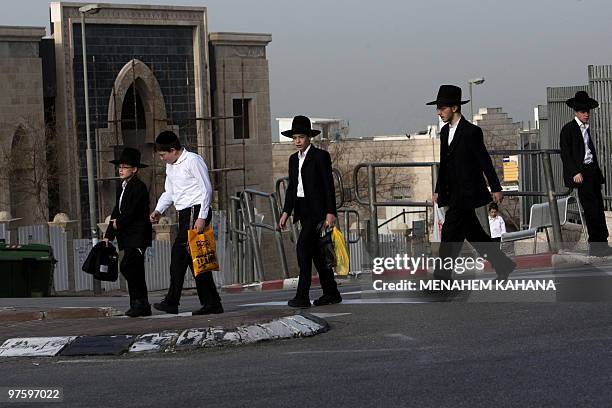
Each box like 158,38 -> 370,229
104,147 -> 153,317
279,115 -> 342,308
560,91 -> 612,257
429,85 -> 516,283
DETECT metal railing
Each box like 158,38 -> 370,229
488,149 -> 571,251
228,189 -> 290,283
353,161 -> 439,258
353,150 -> 583,256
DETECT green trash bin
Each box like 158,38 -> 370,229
0,241 -> 56,297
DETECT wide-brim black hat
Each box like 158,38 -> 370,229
426,84 -> 470,106
281,115 -> 321,137
566,91 -> 599,111
109,147 -> 148,168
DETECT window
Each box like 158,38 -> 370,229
233,98 -> 250,139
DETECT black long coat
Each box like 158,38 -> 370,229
104,175 -> 152,250
434,116 -> 501,209
282,145 -> 337,223
559,119 -> 605,188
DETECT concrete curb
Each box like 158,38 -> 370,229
551,252 -> 612,268
0,313 -> 328,357
222,276 -> 320,293
483,252 -> 554,272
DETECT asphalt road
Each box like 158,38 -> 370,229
2,267 -> 612,408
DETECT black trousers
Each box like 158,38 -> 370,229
577,164 -> 609,243
295,213 -> 339,299
120,247 -> 148,303
165,206 -> 221,307
434,206 -> 514,280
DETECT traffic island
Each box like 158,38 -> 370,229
0,310 -> 328,357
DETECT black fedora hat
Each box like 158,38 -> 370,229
566,91 -> 599,111
109,147 -> 148,168
281,115 -> 321,137
426,84 -> 470,106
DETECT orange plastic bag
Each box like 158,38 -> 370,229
187,225 -> 219,277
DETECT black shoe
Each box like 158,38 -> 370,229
313,293 -> 342,306
288,297 -> 311,308
125,300 -> 152,318
422,288 -> 459,300
153,300 -> 178,314
496,259 -> 517,281
589,244 -> 612,257
192,303 -> 224,315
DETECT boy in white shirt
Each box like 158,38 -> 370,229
488,203 -> 506,242
149,131 -> 223,315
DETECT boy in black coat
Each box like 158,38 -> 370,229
104,148 -> 153,317
559,91 -> 612,257
279,115 -> 342,308
429,85 -> 516,283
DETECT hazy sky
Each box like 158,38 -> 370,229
4,0 -> 612,136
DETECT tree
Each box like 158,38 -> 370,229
0,116 -> 53,223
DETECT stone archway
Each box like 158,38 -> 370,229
96,59 -> 177,220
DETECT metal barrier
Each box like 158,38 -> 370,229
274,176 -> 299,244
238,189 -> 289,281
488,149 -> 571,251
229,196 -> 252,283
353,161 -> 439,258
353,150 -> 580,256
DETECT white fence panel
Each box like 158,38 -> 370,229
49,226 -> 70,292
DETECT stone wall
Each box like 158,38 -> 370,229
209,33 -> 282,279
0,26 -> 48,225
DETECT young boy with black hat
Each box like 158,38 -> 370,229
560,91 -> 612,257
104,147 -> 153,317
149,130 -> 223,315
278,115 -> 342,308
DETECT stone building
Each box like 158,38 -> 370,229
473,107 -> 522,183
0,2 -> 274,238
0,26 -> 49,225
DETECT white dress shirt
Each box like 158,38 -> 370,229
297,144 -> 311,198
574,117 -> 593,164
118,178 -> 129,213
489,215 -> 506,238
447,119 -> 459,145
154,149 -> 213,219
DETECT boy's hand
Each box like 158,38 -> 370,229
111,219 -> 117,230
325,213 -> 336,228
573,173 -> 583,184
150,210 -> 161,223
194,218 -> 206,234
492,191 -> 504,204
279,212 -> 288,230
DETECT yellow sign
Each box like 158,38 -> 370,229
503,162 -> 518,182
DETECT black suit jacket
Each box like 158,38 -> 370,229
434,116 -> 501,209
559,119 -> 605,188
282,145 -> 337,223
104,175 -> 152,250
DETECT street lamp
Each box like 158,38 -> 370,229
467,77 -> 490,234
80,4 -> 101,293
468,77 -> 485,122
